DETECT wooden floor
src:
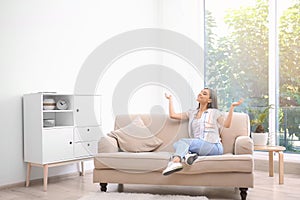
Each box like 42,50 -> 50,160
0,170 -> 299,200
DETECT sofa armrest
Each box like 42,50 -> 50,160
234,136 -> 253,155
98,136 -> 119,153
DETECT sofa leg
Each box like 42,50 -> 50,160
239,188 -> 248,200
118,184 -> 124,192
100,183 -> 107,192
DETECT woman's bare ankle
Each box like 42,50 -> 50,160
173,156 -> 181,163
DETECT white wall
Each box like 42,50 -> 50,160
97,0 -> 204,134
0,0 -> 159,186
0,0 -> 203,186
158,0 -> 204,113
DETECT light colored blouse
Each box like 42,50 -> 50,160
185,108 -> 225,143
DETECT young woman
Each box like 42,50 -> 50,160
162,88 -> 243,176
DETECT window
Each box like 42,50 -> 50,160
204,0 -> 300,153
278,0 -> 300,153
204,0 -> 269,120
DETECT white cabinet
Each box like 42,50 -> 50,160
23,93 -> 102,191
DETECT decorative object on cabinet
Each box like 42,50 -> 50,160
43,98 -> 56,110
43,119 -> 55,127
56,99 -> 68,110
23,93 -> 102,191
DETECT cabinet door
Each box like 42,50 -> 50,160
42,128 -> 74,163
74,95 -> 101,127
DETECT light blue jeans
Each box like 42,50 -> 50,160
173,138 -> 223,160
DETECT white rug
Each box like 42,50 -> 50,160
79,192 -> 208,200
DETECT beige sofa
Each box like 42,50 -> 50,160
93,113 -> 254,200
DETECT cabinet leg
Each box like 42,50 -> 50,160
43,164 -> 48,192
26,163 -> 31,187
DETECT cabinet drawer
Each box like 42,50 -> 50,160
42,128 -> 74,163
74,126 -> 101,142
74,141 -> 98,158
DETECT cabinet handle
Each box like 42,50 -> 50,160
76,109 -> 79,112
87,128 -> 90,132
87,143 -> 90,146
69,141 -> 72,144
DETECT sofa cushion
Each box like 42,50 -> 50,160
94,152 -> 253,174
94,152 -> 171,172
179,154 -> 253,174
108,116 -> 163,152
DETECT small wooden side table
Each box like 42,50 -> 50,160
254,145 -> 286,184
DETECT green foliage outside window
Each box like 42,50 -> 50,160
205,0 -> 300,152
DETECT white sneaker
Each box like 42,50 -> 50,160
162,161 -> 183,176
185,153 -> 198,165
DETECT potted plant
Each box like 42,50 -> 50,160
248,105 -> 273,146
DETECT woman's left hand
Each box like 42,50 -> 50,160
231,99 -> 244,107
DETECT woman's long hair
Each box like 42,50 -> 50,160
197,87 -> 218,109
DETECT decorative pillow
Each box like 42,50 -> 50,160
108,116 -> 163,152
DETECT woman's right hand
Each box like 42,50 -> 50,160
165,93 -> 187,120
165,93 -> 172,100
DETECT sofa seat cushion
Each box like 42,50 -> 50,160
94,152 -> 171,172
178,154 -> 253,174
94,152 -> 253,174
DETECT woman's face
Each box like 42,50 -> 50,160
197,89 -> 211,104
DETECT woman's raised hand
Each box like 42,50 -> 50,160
231,99 -> 244,107
165,93 -> 172,100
